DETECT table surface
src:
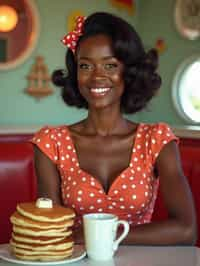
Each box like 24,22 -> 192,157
0,245 -> 200,266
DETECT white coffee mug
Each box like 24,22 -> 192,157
83,213 -> 130,261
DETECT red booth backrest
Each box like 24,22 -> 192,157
152,139 -> 200,246
0,134 -> 199,245
0,135 -> 37,244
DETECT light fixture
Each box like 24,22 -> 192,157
0,5 -> 18,32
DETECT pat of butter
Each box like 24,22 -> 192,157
36,198 -> 53,208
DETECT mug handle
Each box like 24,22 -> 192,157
113,220 -> 130,251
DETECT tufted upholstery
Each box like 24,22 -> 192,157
0,134 -> 199,245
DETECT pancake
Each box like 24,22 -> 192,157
15,252 -> 72,261
11,211 -> 74,229
13,225 -> 72,237
10,236 -> 74,251
12,246 -> 73,256
17,202 -> 75,222
12,233 -> 66,244
10,198 -> 75,262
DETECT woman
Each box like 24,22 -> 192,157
31,12 -> 197,245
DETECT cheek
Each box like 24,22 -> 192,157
112,73 -> 124,91
77,73 -> 90,98
77,71 -> 89,87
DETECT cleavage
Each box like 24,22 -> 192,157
73,136 -> 134,193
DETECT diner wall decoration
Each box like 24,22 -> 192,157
0,0 -> 40,70
25,56 -> 53,100
67,10 -> 85,32
0,5 -> 18,32
174,0 -> 200,40
155,38 -> 166,54
110,0 -> 135,15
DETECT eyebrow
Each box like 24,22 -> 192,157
78,56 -> 117,60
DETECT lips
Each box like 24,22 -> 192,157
90,87 -> 111,97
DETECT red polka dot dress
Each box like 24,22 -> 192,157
31,123 -> 178,228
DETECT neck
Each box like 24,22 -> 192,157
84,107 -> 127,136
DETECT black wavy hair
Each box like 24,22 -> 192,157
52,12 -> 161,114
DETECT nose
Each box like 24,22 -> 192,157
91,65 -> 106,80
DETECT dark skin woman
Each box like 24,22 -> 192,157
32,12 -> 197,245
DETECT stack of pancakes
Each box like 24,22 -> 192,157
10,199 -> 75,261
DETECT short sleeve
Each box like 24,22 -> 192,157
31,126 -> 59,164
150,123 -> 179,163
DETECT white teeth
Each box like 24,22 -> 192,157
91,88 -> 110,93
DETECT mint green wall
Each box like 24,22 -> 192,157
0,0 -> 138,126
0,0 -> 199,126
136,0 -> 200,125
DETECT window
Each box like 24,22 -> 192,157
172,55 -> 200,124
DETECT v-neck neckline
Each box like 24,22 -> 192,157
64,123 -> 142,195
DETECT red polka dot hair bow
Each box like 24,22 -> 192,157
61,16 -> 86,54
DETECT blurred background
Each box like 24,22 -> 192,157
0,0 -> 199,126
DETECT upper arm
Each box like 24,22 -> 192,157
156,140 -> 196,228
33,145 -> 62,205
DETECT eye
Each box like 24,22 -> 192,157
78,63 -> 90,70
104,63 -> 118,70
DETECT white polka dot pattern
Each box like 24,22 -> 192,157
31,123 -> 178,228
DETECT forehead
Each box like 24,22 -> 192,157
77,34 -> 114,59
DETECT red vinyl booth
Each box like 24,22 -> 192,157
0,135 -> 37,244
0,134 -> 199,246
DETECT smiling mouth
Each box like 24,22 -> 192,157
90,87 -> 111,97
